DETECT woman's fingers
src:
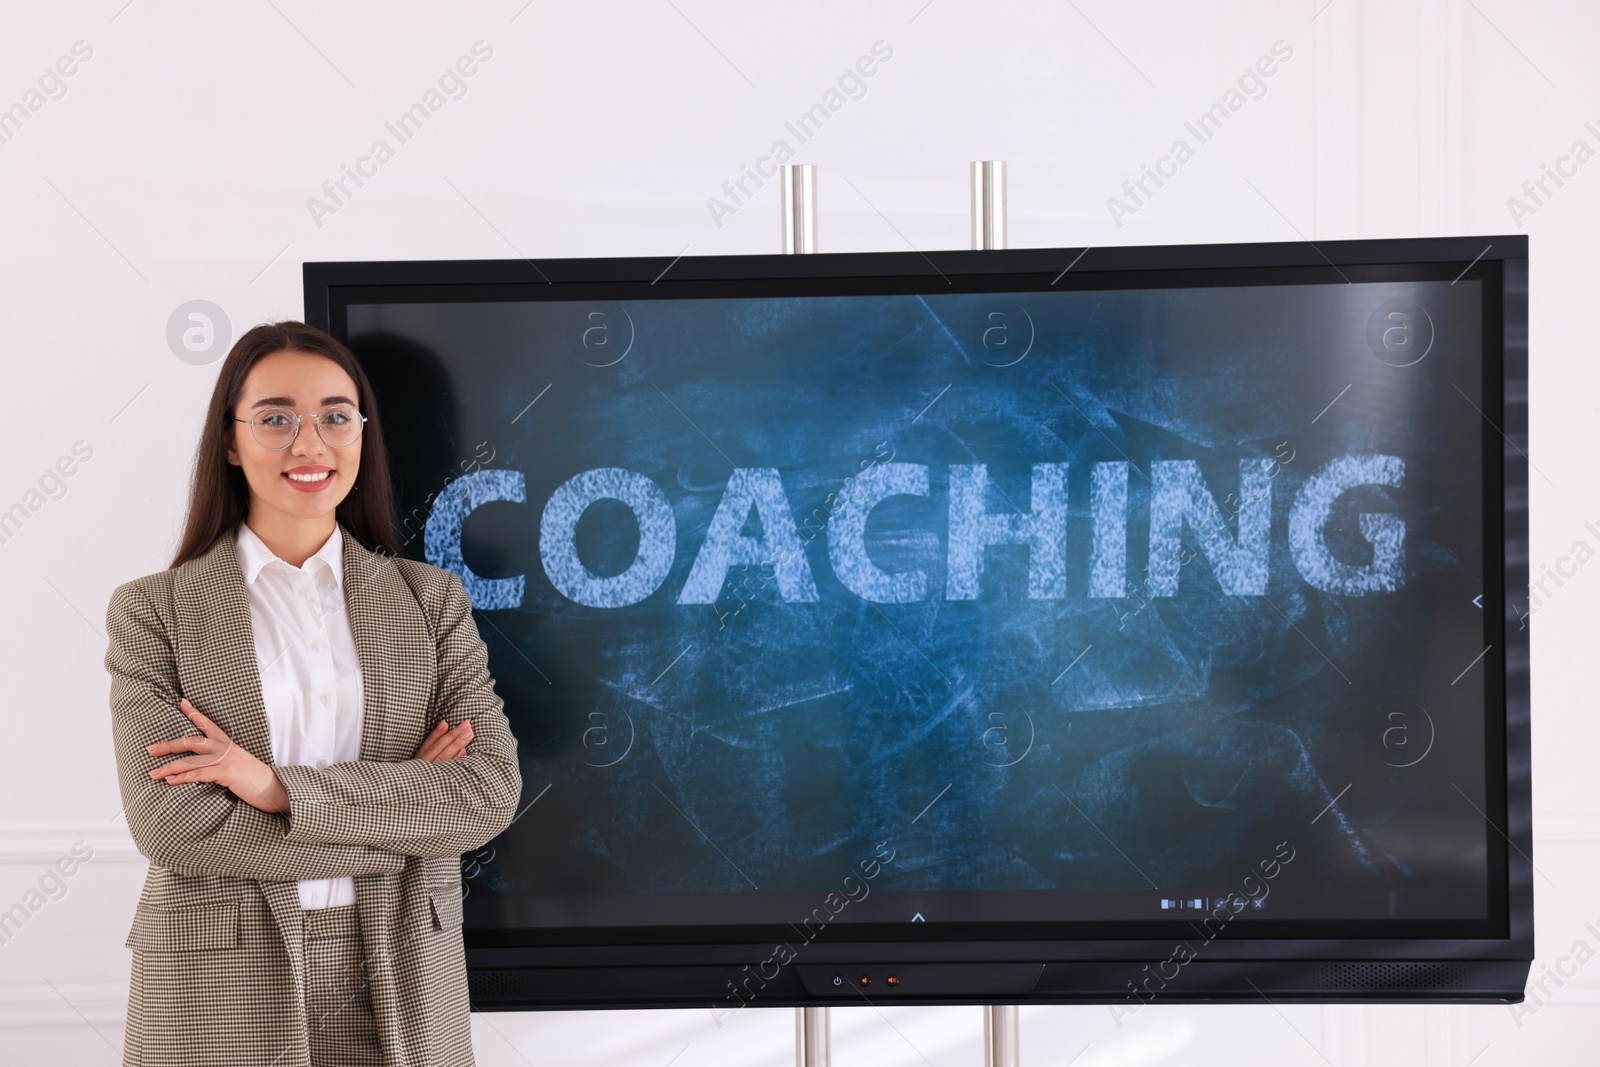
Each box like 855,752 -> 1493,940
148,736 -> 229,769
415,719 -> 474,762
149,700 -> 212,756
150,756 -> 217,780
440,721 -> 474,760
421,719 -> 450,759
156,765 -> 220,785
178,697 -> 224,739
413,719 -> 447,761
437,720 -> 472,760
146,699 -> 239,778
147,735 -> 204,757
446,720 -> 474,757
149,699 -> 229,756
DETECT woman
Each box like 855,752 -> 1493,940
105,321 -> 523,1066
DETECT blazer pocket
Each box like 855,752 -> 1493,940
124,901 -> 240,953
428,886 -> 464,932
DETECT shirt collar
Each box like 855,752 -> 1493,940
234,521 -> 345,589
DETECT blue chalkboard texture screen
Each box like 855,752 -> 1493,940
307,236 -> 1531,1009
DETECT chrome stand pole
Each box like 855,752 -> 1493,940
976,159 -> 1017,1060
796,1004 -> 831,1067
782,163 -> 817,254
971,160 -> 1007,250
984,1004 -> 1020,1066
784,160 -> 827,1066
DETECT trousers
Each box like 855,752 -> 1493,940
304,903 -> 384,1066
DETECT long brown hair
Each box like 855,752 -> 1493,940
169,321 -> 402,568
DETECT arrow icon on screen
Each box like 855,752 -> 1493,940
912,912 -> 925,922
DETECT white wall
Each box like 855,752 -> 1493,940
1,0 -> 1595,1063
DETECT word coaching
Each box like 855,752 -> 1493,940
423,455 -> 1405,611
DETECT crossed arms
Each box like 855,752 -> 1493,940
107,568 -> 523,882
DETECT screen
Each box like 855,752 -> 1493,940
346,272 -> 1496,943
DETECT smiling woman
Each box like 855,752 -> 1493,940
167,322 -> 401,569
224,354 -> 369,555
105,320 -> 522,1066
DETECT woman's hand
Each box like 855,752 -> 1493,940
147,698 -> 290,814
415,717 -> 474,762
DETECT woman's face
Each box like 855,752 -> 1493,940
226,350 -> 363,526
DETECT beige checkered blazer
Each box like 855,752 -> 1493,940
105,521 -> 523,1066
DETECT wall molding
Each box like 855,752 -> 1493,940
0,824 -> 142,866
0,982 -> 126,1027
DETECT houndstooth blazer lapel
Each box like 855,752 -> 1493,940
176,527 -> 317,1034
176,519 -> 432,768
176,528 -> 277,767
174,521 -> 439,1064
339,526 -> 443,1066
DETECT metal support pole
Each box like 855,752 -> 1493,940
782,164 -> 817,254
785,159 -> 825,1067
785,159 -> 1015,1067
984,1004 -> 1019,1067
796,1005 -> 831,1067
971,160 -> 1007,250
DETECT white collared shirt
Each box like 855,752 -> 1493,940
234,521 -> 365,910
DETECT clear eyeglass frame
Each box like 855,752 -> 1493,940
231,405 -> 368,450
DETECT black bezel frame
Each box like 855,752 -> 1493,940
306,235 -> 1531,1007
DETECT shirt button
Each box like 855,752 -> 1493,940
299,586 -> 312,599
311,640 -> 323,652
315,758 -> 328,770
320,692 -> 331,705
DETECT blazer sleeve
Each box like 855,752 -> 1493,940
106,580 -> 408,881
273,567 -> 523,858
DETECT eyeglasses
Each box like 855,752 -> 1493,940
232,404 -> 368,450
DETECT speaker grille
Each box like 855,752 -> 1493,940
1303,962 -> 1477,991
473,970 -> 526,1000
